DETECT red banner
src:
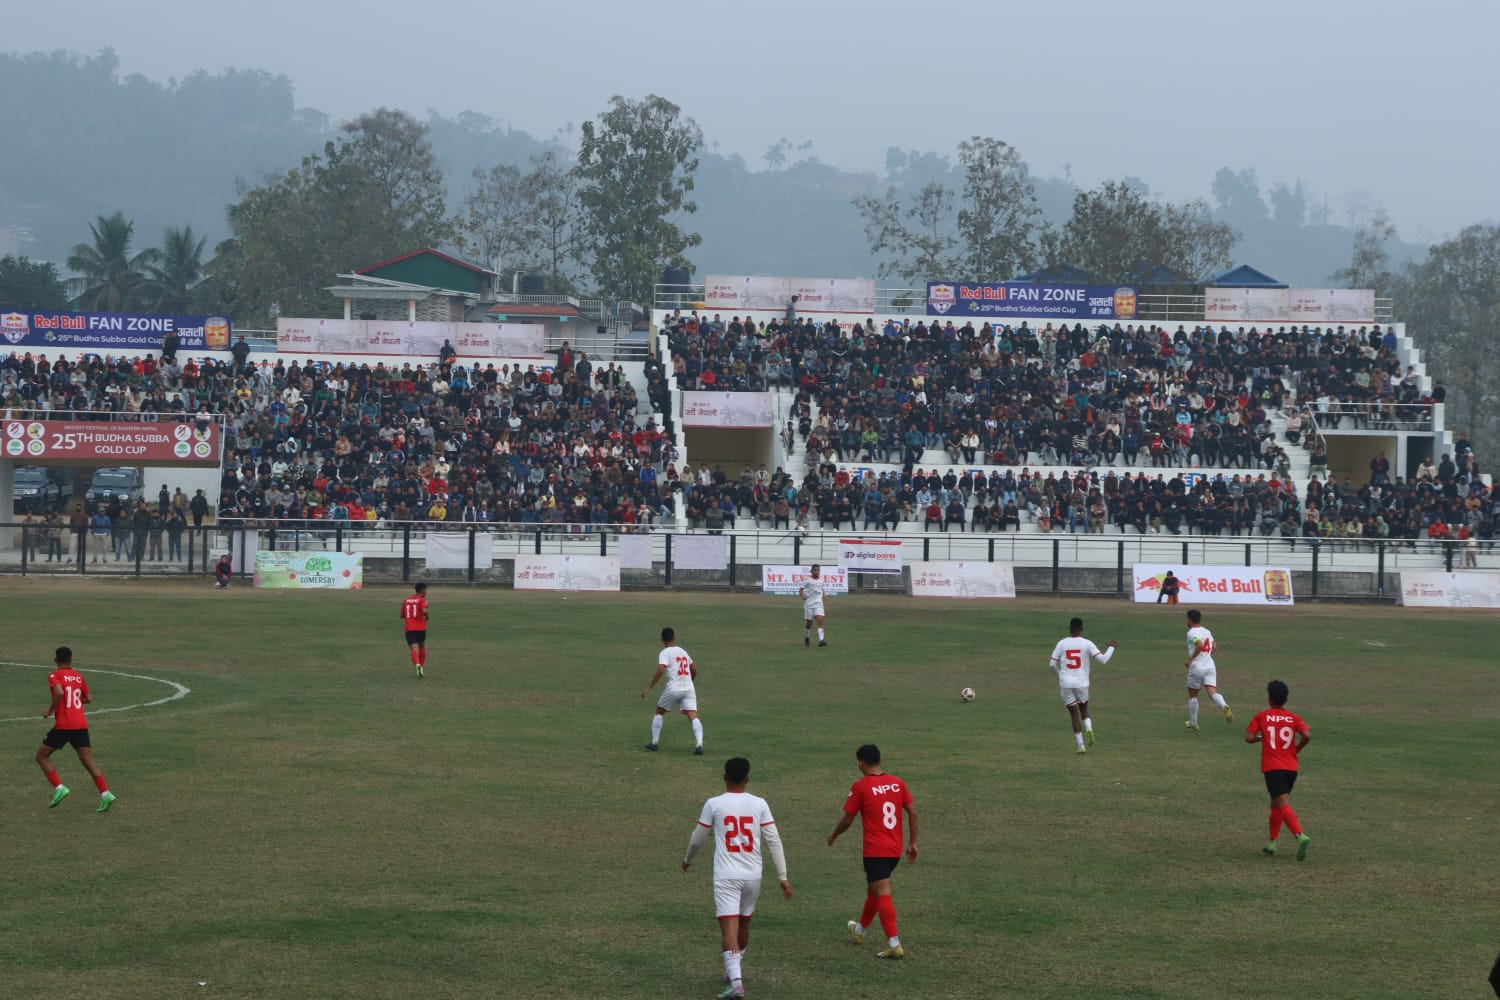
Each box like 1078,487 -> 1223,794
3,419 -> 222,465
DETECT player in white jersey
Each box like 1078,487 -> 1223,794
641,626 -> 705,754
800,563 -> 828,647
1184,608 -> 1232,730
1049,616 -> 1118,753
683,756 -> 792,1000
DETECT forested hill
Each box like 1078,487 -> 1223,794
0,48 -> 1419,286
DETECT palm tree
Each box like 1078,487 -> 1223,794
66,212 -> 158,311
142,225 -> 207,312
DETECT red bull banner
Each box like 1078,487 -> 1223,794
1133,563 -> 1294,605
3,419 -> 222,465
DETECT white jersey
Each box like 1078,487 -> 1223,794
800,577 -> 826,608
1186,626 -> 1217,671
697,790 -> 778,881
1050,635 -> 1109,687
660,644 -> 695,693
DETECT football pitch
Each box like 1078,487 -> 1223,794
2,579 -> 1496,1000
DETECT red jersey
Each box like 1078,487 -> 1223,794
47,667 -> 91,730
402,595 -> 429,631
843,772 -> 914,858
1246,707 -> 1310,772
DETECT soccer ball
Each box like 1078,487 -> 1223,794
960,687 -> 976,702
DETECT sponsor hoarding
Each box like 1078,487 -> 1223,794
3,418 -> 221,464
838,538 -> 903,575
761,565 -> 849,596
1396,572 -> 1500,608
681,391 -> 774,428
513,554 -> 621,592
703,275 -> 876,314
926,282 -> 1137,320
0,310 -> 229,351
275,319 -> 545,358
1203,288 -> 1376,325
254,551 -> 363,589
908,560 -> 1016,599
1132,563 -> 1294,605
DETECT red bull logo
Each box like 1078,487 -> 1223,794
1136,574 -> 1192,591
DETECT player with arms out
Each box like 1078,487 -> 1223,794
1245,679 -> 1312,859
1049,617 -> 1119,753
683,756 -> 792,1000
1184,608 -> 1231,730
402,582 -> 429,678
828,744 -> 919,959
800,563 -> 828,647
641,626 -> 705,754
36,646 -> 115,812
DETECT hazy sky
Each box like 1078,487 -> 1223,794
11,0 -> 1497,242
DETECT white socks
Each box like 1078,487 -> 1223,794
1210,692 -> 1228,710
1074,732 -> 1084,748
817,627 -> 826,640
723,950 -> 742,982
650,715 -> 663,743
1083,718 -> 1093,732
1188,697 -> 1199,725
691,718 -> 704,747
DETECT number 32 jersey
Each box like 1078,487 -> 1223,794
1246,708 -> 1309,772
697,790 -> 777,880
844,773 -> 913,858
659,643 -> 696,693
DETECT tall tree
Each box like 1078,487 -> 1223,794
141,225 -> 208,312
457,163 -> 530,272
1332,208 -> 1397,296
853,182 -> 958,285
954,137 -> 1040,281
65,211 -> 158,311
576,95 -> 702,304
521,151 -> 582,294
0,255 -> 68,310
1052,181 -> 1237,285
1211,167 -> 1269,226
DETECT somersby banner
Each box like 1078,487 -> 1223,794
1132,563 -> 1294,605
254,551 -> 364,589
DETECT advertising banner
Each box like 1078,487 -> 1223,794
513,554 -> 621,592
926,282 -> 1137,321
681,391 -> 775,428
0,310 -> 229,351
909,560 -> 1016,599
1205,288 -> 1376,325
1287,288 -> 1376,324
1396,572 -> 1500,608
703,275 -> 875,314
4,418 -> 222,464
761,565 -> 849,596
276,319 -> 545,359
425,531 -> 493,570
1132,563 -> 1294,605
253,551 -> 364,589
837,538 -> 904,575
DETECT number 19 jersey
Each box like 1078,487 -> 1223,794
697,790 -> 777,880
844,773 -> 913,858
1246,708 -> 1309,772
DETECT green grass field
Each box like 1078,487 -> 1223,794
2,580 -> 1497,1000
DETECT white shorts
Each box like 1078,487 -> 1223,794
1187,663 -> 1218,690
657,688 -> 698,713
1059,685 -> 1089,706
803,600 -> 825,619
714,878 -> 762,918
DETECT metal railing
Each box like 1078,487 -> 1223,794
1306,401 -> 1436,433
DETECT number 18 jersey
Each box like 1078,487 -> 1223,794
47,667 -> 91,730
844,773 -> 913,858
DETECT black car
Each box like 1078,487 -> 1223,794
84,468 -> 146,514
13,467 -> 71,513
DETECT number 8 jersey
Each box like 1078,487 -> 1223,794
844,773 -> 913,859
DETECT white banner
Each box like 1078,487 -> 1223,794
909,560 -> 1016,599
1203,288 -> 1291,323
425,531 -> 493,570
1396,572 -> 1500,608
703,275 -> 875,314
682,391 -> 774,428
761,565 -> 849,596
1132,563 -> 1294,605
514,554 -> 621,592
1287,288 -> 1376,324
674,534 -> 728,571
253,551 -> 363,589
277,319 -> 545,358
838,538 -> 904,575
1204,288 -> 1375,325
617,534 -> 654,570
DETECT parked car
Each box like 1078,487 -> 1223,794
13,466 -> 71,513
84,468 -> 146,513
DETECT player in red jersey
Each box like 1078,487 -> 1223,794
401,583 -> 429,678
1244,679 -> 1312,860
36,646 -> 115,812
827,744 -> 919,959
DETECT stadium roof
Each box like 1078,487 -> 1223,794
1203,265 -> 1287,288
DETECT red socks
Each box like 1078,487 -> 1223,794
1268,807 -> 1283,839
859,893 -> 879,929
411,650 -> 421,666
44,770 -> 61,789
876,894 -> 899,938
1278,805 -> 1303,837
94,774 -> 110,793
419,649 -> 427,666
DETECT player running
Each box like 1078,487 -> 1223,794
800,563 -> 828,647
1184,608 -> 1231,730
1244,679 -> 1312,860
36,646 -> 115,812
402,583 -> 429,678
682,756 -> 792,1000
828,744 -> 919,959
641,626 -> 705,754
1049,617 -> 1119,753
